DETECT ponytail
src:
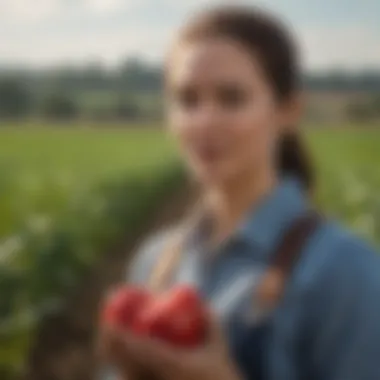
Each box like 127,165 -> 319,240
278,132 -> 314,192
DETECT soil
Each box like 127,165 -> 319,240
24,182 -> 194,380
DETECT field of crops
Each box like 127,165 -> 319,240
0,125 -> 380,378
0,126 -> 183,378
307,128 -> 380,243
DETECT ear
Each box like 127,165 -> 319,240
279,91 -> 304,134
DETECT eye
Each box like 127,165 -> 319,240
217,85 -> 249,109
172,87 -> 200,110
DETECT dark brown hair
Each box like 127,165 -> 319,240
172,6 -> 314,191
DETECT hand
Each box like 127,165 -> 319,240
98,325 -> 147,380
105,308 -> 243,380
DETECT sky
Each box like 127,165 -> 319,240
0,0 -> 379,71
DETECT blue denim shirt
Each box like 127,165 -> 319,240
129,177 -> 380,380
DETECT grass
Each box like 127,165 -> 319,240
0,126 -> 177,235
1,125 -> 380,243
0,125 -> 182,377
307,128 -> 380,243
0,126 -> 174,183
1,124 -> 380,241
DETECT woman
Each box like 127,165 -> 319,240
101,6 -> 380,380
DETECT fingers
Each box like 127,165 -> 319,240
98,326 -> 141,378
204,308 -> 226,349
99,324 -> 177,369
96,326 -> 116,362
100,324 -> 211,378
98,326 -> 123,361
121,331 -> 181,375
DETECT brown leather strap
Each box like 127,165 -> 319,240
272,210 -> 321,274
257,211 -> 322,308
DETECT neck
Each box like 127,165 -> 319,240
203,169 -> 277,246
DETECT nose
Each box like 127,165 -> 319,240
191,103 -> 222,134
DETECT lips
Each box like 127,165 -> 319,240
195,144 -> 224,163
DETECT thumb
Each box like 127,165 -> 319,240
97,327 -> 138,377
204,308 -> 226,349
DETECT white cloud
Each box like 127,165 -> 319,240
0,21 -> 172,67
82,0 -> 135,14
0,0 -> 378,70
0,0 -> 63,23
299,25 -> 380,70
0,0 -> 137,24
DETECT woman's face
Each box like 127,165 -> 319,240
167,37 -> 297,186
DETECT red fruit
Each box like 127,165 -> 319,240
102,286 -> 152,329
134,285 -> 208,347
101,284 -> 208,348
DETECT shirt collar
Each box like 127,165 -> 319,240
187,176 -> 311,259
233,176 -> 311,257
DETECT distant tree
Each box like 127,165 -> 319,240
371,94 -> 380,116
0,78 -> 32,118
80,60 -> 110,90
117,57 -> 163,93
113,96 -> 140,120
346,101 -> 375,122
41,93 -> 79,120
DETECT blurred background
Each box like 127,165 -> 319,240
0,1 -> 379,379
